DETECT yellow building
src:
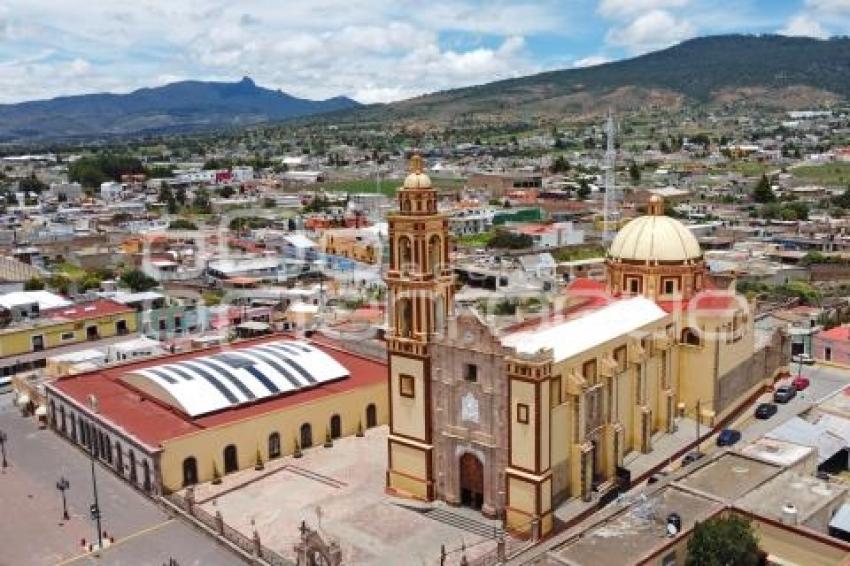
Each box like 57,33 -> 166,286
385,180 -> 789,538
46,335 -> 387,494
0,298 -> 137,377
320,228 -> 382,264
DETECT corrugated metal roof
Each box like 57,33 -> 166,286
122,340 -> 348,417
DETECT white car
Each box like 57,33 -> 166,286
792,353 -> 815,365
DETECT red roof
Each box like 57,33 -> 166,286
42,299 -> 135,321
819,326 -> 850,342
50,334 -> 386,448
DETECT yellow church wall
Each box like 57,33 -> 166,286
510,379 -> 537,471
159,382 -> 386,491
390,442 -> 427,479
540,382 -> 550,472
677,340 -> 716,417
550,402 -> 571,499
617,366 -> 636,451
389,354 -> 427,440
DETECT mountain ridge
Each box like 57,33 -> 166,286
343,34 -> 850,124
0,76 -> 360,142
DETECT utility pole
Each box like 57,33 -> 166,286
88,444 -> 103,551
695,399 -> 701,451
603,109 -> 619,240
56,476 -> 70,520
0,430 -> 7,469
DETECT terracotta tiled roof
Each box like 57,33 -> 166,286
50,334 -> 386,448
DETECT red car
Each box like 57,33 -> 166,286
792,376 -> 810,391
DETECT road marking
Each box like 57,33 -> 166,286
54,518 -> 175,565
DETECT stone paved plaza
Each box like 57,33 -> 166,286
189,426 -> 506,565
0,394 -> 243,566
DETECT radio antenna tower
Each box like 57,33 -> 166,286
603,109 -> 619,240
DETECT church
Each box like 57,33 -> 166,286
384,157 -> 788,537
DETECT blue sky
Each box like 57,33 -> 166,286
0,0 -> 848,104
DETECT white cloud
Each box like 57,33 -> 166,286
573,55 -> 611,67
779,14 -> 830,38
0,0 -> 557,104
597,0 -> 688,19
605,9 -> 695,54
779,0 -> 850,39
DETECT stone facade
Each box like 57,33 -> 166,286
431,309 -> 510,518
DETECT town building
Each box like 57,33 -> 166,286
385,181 -> 789,537
45,335 -> 387,494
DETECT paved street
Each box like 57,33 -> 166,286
0,394 -> 246,566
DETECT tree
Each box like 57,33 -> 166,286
120,269 -> 158,292
219,185 -> 235,199
629,162 -> 641,184
577,178 -> 591,200
833,186 -> 850,209
24,277 -> 44,291
192,188 -> 211,213
48,274 -> 72,296
486,229 -> 533,250
752,174 -> 776,203
168,219 -> 198,230
551,156 -> 570,174
686,515 -> 760,566
19,174 -> 48,193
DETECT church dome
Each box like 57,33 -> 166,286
403,171 -> 432,189
608,196 -> 701,262
402,153 -> 432,189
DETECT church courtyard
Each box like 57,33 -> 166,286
184,425 -> 509,565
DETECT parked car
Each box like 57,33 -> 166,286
774,385 -> 796,404
717,429 -> 742,447
792,375 -> 810,391
755,402 -> 778,419
682,451 -> 705,466
792,353 -> 815,365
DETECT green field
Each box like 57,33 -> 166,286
792,162 -> 850,186
318,177 -> 466,196
455,231 -> 493,247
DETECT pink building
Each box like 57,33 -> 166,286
813,326 -> 850,364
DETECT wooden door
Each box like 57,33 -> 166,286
459,453 -> 484,509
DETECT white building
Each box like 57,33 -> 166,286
100,181 -> 124,201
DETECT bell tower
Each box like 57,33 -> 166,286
385,153 -> 453,500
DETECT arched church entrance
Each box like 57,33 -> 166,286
459,453 -> 484,510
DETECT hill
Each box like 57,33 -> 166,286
0,77 -> 360,142
348,35 -> 850,124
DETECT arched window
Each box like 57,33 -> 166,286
129,450 -> 137,483
330,415 -> 342,439
300,423 -> 313,449
681,327 -> 701,346
268,432 -> 281,459
182,456 -> 198,487
398,236 -> 412,272
115,441 -> 124,475
142,460 -> 151,492
366,404 -> 378,428
223,444 -> 238,474
397,298 -> 413,337
429,235 -> 442,275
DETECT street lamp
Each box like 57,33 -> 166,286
0,430 -> 7,469
88,444 -> 103,550
56,476 -> 70,520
